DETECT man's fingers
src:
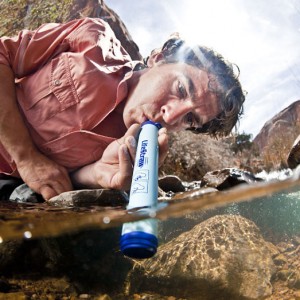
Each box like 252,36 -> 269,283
125,136 -> 137,163
158,127 -> 169,165
28,173 -> 72,201
49,179 -> 71,197
117,123 -> 140,145
125,123 -> 141,138
123,126 -> 168,167
56,171 -> 73,192
39,185 -> 57,201
117,145 -> 133,190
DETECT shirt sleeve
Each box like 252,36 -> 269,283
0,18 -> 106,78
67,18 -> 132,65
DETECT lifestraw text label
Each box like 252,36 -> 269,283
138,140 -> 148,167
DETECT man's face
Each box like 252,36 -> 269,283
123,63 -> 221,132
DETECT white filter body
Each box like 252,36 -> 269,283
120,121 -> 161,259
127,121 -> 160,209
121,217 -> 158,236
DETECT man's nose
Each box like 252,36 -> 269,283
161,100 -> 192,126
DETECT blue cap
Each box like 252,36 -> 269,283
142,120 -> 162,130
120,231 -> 158,259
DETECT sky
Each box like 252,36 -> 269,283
105,0 -> 300,137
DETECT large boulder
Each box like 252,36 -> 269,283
253,100 -> 300,155
160,131 -> 239,181
0,0 -> 142,60
287,134 -> 300,169
127,215 -> 276,300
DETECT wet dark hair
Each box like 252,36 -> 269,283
145,37 -> 246,137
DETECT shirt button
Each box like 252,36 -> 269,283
54,79 -> 61,86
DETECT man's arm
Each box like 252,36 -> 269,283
0,64 -> 72,200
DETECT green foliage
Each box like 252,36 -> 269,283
0,0 -> 74,37
231,132 -> 254,154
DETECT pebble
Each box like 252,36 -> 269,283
274,254 -> 287,265
294,290 -> 300,300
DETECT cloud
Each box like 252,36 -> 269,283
106,0 -> 300,137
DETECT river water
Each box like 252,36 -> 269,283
0,168 -> 299,299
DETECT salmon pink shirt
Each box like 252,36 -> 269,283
0,18 -> 141,174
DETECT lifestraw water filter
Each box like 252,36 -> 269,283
120,120 -> 161,259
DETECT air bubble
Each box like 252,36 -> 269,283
24,231 -> 32,239
149,211 -> 157,218
103,216 -> 111,224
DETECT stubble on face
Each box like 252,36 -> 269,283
122,63 -> 221,130
122,67 -> 163,128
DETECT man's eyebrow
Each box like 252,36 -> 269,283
186,76 -> 196,101
186,76 -> 202,127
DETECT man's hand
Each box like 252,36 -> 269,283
16,150 -> 72,200
71,124 -> 169,191
0,64 -> 72,201
92,124 -> 140,190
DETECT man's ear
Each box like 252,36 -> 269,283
147,33 -> 181,67
146,50 -> 165,67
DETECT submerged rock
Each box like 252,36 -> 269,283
127,215 -> 275,300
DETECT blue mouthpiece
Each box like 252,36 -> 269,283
142,120 -> 162,130
120,231 -> 158,259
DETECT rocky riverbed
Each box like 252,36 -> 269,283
0,170 -> 300,300
0,234 -> 299,300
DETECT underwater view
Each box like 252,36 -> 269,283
0,169 -> 299,299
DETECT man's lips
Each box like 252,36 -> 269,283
140,115 -> 148,124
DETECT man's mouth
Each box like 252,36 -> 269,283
140,115 -> 149,124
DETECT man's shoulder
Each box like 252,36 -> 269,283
65,17 -> 113,45
73,17 -> 109,30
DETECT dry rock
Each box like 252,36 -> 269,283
48,189 -> 128,207
254,100 -> 300,152
158,175 -> 186,193
287,134 -> 300,169
201,168 -> 263,190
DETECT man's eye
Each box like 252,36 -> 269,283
185,112 -> 195,127
178,81 -> 187,98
